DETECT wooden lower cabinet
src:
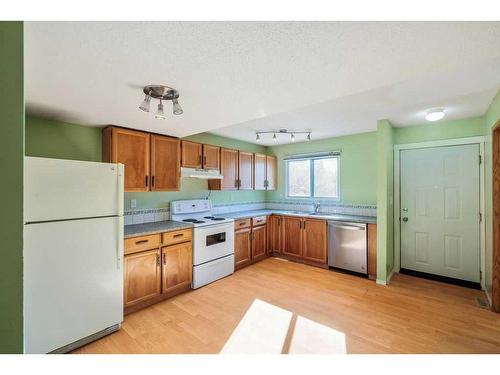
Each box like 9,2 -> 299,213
161,241 -> 192,294
302,218 -> 327,263
124,230 -> 193,314
368,223 -> 377,279
282,216 -> 303,258
124,249 -> 161,308
234,227 -> 252,268
267,215 -> 282,254
251,224 -> 267,261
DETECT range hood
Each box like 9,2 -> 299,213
181,167 -> 224,179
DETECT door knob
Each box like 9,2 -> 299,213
402,217 -> 408,222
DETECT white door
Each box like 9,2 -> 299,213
24,157 -> 123,222
400,144 -> 480,283
24,216 -> 123,353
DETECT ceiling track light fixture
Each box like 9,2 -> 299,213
139,85 -> 183,119
255,129 -> 312,143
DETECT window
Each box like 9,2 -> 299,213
286,154 -> 339,199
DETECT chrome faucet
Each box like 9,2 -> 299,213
313,202 -> 321,213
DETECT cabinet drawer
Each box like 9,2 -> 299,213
162,229 -> 192,245
252,216 -> 267,226
235,218 -> 251,229
124,234 -> 161,255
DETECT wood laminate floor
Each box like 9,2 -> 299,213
74,257 -> 500,354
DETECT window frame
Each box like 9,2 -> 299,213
285,154 -> 341,201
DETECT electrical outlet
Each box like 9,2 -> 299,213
131,199 -> 137,209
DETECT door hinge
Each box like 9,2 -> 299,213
479,155 -> 482,164
479,212 -> 482,222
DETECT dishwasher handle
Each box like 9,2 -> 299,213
328,221 -> 366,231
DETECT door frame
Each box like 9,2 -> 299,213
393,136 -> 486,290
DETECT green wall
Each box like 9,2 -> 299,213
267,131 -> 377,205
25,116 -> 102,161
484,89 -> 500,297
0,21 -> 24,353
394,116 -> 486,144
376,120 -> 395,283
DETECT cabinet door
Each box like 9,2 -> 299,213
367,224 -> 377,279
151,135 -> 180,191
282,216 -> 302,258
254,153 -> 267,190
302,219 -> 327,264
268,215 -> 283,254
161,241 -> 192,294
266,155 -> 277,190
203,144 -> 220,170
238,151 -> 254,190
181,140 -> 202,168
218,148 -> 239,190
107,127 -> 150,192
235,228 -> 252,268
124,249 -> 161,307
252,224 -> 267,261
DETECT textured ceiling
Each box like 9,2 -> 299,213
25,21 -> 500,144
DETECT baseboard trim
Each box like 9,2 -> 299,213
387,270 -> 395,284
375,278 -> 387,285
485,289 -> 493,308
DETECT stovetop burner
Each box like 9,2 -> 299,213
182,219 -> 206,224
203,216 -> 226,221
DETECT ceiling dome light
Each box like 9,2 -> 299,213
139,94 -> 151,112
425,109 -> 445,122
291,133 -> 295,142
155,100 -> 166,120
256,133 -> 260,142
273,133 -> 277,142
172,98 -> 183,115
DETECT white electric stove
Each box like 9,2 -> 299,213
171,199 -> 235,289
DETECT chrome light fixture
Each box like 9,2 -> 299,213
155,99 -> 166,120
139,85 -> 183,119
255,129 -> 312,143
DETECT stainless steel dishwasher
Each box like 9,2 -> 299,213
328,221 -> 367,275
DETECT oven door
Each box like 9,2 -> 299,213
193,222 -> 234,266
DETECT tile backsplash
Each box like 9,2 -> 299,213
124,200 -> 376,226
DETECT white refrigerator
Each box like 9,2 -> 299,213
23,157 -> 124,354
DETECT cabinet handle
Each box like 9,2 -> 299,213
163,253 -> 166,265
152,176 -> 155,187
199,155 -> 202,165
135,239 -> 148,245
173,233 -> 183,238
303,221 -> 306,230
203,155 -> 206,165
145,175 -> 149,187
156,253 -> 160,266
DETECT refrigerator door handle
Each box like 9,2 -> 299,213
117,216 -> 124,269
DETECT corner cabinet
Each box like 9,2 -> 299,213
102,126 -> 180,192
234,216 -> 268,270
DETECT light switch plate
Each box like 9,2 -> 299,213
131,199 -> 137,209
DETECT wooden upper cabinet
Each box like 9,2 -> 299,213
251,224 -> 267,261
234,227 -> 252,269
124,249 -> 161,308
161,241 -> 192,294
266,155 -> 277,190
282,216 -> 302,258
150,135 -> 180,191
203,144 -> 220,170
209,148 -> 238,190
302,219 -> 327,264
254,153 -> 267,190
181,140 -> 203,168
238,151 -> 254,190
103,127 -> 150,192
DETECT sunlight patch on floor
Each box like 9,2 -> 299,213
220,299 -> 346,354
